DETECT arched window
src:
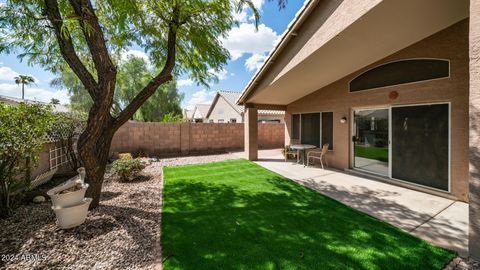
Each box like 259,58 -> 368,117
349,59 -> 449,92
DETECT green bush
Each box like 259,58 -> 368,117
118,153 -> 133,160
111,158 -> 145,182
47,111 -> 87,170
0,103 -> 55,218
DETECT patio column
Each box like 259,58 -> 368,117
469,0 -> 480,260
244,105 -> 258,161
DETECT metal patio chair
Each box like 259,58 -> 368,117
307,143 -> 329,169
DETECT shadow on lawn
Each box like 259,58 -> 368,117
161,166 -> 455,270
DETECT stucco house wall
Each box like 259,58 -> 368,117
258,114 -> 285,123
208,95 -> 243,123
285,20 -> 469,201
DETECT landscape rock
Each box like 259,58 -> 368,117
1,152 -> 236,270
33,195 -> 46,203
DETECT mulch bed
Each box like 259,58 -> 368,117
0,153 -> 236,270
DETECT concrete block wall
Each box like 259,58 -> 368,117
110,121 -> 284,156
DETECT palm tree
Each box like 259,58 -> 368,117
14,75 -> 35,100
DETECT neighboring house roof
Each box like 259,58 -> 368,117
207,90 -> 284,118
182,108 -> 194,120
192,104 -> 211,119
0,95 -> 69,113
237,0 -> 316,105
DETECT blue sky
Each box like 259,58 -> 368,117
0,0 -> 305,109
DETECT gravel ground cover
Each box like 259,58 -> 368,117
446,256 -> 480,270
0,153 -> 236,270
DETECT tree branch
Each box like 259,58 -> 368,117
43,0 -> 98,97
68,0 -> 116,83
113,23 -> 177,129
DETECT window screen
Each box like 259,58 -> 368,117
391,104 -> 449,191
292,114 -> 300,140
301,113 -> 320,147
350,59 -> 449,92
321,112 -> 333,150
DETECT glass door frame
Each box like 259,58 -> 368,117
351,106 -> 391,177
350,102 -> 451,193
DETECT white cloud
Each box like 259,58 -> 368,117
221,23 -> 279,61
121,49 -> 151,65
208,68 -> 228,81
233,9 -> 248,23
0,65 -> 39,83
251,0 -> 264,9
0,83 -> 70,104
177,78 -> 194,87
245,53 -> 267,72
0,66 -> 20,81
185,89 -> 215,110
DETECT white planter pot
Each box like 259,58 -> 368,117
52,198 -> 92,229
47,179 -> 89,208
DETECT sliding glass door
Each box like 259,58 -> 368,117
352,103 -> 450,191
353,109 -> 389,176
391,104 -> 449,191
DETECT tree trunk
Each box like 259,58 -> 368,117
78,123 -> 115,209
21,83 -> 24,100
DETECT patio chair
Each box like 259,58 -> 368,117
306,144 -> 329,169
284,139 -> 300,162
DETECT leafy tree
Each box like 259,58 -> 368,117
50,67 -> 93,113
0,104 -> 54,218
0,0 -> 261,209
135,80 -> 184,122
50,98 -> 60,104
14,75 -> 35,100
53,56 -> 184,121
48,111 -> 88,171
162,112 -> 183,123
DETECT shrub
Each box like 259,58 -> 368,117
118,153 -> 133,160
162,112 -> 183,123
47,111 -> 87,170
111,158 -> 145,182
0,103 -> 55,218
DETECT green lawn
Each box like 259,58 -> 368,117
162,160 -> 455,270
355,145 -> 389,162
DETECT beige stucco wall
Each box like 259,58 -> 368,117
469,0 -> 480,259
208,96 -> 243,123
286,20 -> 469,201
258,114 -> 285,123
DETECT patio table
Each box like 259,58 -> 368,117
290,144 -> 317,166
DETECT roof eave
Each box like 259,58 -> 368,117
237,0 -> 321,105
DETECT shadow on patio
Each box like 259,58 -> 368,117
233,149 -> 469,256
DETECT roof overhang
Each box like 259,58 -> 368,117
238,0 -> 469,105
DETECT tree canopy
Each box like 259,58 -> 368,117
51,55 -> 184,121
0,0 -> 249,86
0,0 -> 264,208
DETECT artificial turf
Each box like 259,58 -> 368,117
162,159 -> 455,270
354,145 -> 389,162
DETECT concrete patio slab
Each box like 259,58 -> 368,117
232,149 -> 469,256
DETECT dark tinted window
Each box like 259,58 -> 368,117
301,113 -> 320,147
350,59 -> 449,92
321,112 -> 333,150
292,114 -> 300,139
